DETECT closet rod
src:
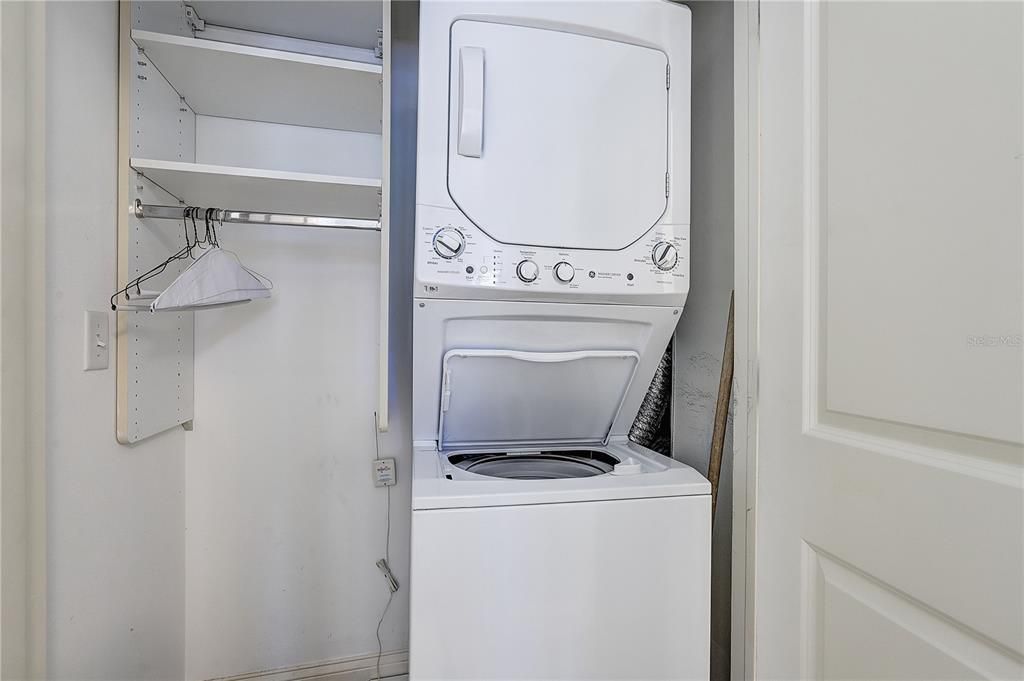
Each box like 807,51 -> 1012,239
133,200 -> 380,231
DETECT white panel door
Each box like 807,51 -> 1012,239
754,2 -> 1023,679
447,20 -> 669,250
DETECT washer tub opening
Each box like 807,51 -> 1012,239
448,450 -> 619,480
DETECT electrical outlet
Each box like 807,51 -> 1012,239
373,458 -> 396,487
83,310 -> 109,371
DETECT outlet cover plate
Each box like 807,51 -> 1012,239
374,458 -> 396,487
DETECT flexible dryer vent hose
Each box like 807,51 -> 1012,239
628,344 -> 672,454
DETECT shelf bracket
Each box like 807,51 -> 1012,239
184,4 -> 206,33
375,28 -> 384,59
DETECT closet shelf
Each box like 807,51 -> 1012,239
132,30 -> 383,133
130,158 -> 382,220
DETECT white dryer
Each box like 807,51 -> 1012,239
410,2 -> 707,680
415,0 -> 691,306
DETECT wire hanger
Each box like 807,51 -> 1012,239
110,205 -> 273,312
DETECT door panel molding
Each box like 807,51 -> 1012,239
802,542 -> 1023,681
756,1 -> 1023,677
804,422 -> 1021,487
813,1 -> 1023,445
802,1 -> 1023,466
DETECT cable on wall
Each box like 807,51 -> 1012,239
372,411 -> 398,681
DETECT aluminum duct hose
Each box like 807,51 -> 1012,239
628,344 -> 672,454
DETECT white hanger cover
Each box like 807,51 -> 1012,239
151,247 -> 271,311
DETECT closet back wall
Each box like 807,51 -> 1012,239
185,226 -> 403,680
183,6 -> 416,681
194,116 -> 382,179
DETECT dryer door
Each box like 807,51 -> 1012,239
447,20 -> 669,251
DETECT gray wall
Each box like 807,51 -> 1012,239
672,2 -> 735,680
44,3 -> 187,677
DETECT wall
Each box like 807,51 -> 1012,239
41,2 -> 418,679
183,3 -> 418,678
184,228 -> 397,679
671,2 -> 734,680
44,2 -> 187,679
2,1 -> 46,676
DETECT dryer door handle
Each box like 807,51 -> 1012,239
457,47 -> 484,158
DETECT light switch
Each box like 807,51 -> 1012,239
84,310 -> 109,371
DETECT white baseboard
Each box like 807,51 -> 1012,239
208,650 -> 409,681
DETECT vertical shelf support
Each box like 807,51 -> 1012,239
377,1 -> 392,432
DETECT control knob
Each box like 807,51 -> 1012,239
652,241 -> 678,271
432,227 -> 465,259
553,261 -> 575,283
516,259 -> 539,283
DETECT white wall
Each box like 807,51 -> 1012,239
44,2 -> 186,679
184,226 -> 408,679
183,2 -> 418,677
42,2 -> 417,679
195,116 -> 382,180
671,2 -> 734,680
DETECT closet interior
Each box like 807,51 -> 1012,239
115,1 -> 391,444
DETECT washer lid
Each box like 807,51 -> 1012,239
446,20 -> 669,250
438,349 -> 641,451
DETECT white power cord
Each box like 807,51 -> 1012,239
372,412 -> 397,681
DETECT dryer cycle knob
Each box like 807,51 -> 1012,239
553,261 -> 575,283
652,241 -> 678,271
516,259 -> 539,283
433,228 -> 465,259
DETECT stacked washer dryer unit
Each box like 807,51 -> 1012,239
410,2 -> 709,679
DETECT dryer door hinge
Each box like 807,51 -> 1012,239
666,64 -> 671,89
184,4 -> 206,33
665,172 -> 671,198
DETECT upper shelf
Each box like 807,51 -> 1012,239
132,30 -> 383,133
131,158 -> 382,219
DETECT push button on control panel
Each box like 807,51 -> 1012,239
553,261 -> 575,283
516,259 -> 539,283
652,241 -> 678,271
433,227 -> 466,259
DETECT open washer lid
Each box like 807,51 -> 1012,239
438,349 -> 641,451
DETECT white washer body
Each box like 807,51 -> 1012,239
411,2 -> 706,679
409,298 -> 711,680
411,441 -> 711,681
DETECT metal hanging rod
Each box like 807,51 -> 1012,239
133,200 -> 380,231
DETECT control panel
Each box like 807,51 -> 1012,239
416,205 -> 689,300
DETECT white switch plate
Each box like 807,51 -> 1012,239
373,458 -> 397,487
84,310 -> 109,371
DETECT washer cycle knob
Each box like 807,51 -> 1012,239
516,259 -> 539,283
652,241 -> 678,271
432,228 -> 465,259
553,261 -> 575,283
